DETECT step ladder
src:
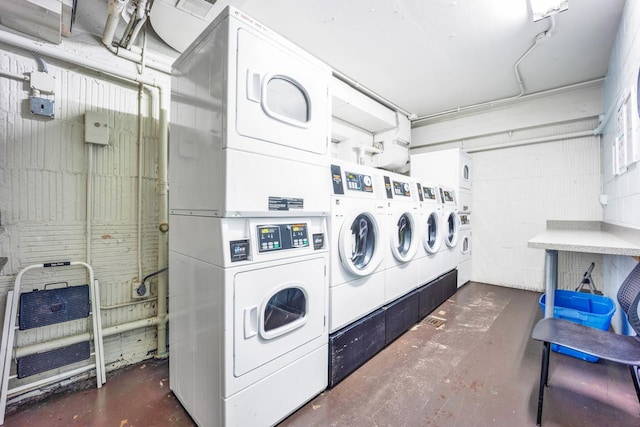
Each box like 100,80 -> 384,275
0,261 -> 106,424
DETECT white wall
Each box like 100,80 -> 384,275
0,38 -> 167,394
599,0 -> 640,334
412,85 -> 604,291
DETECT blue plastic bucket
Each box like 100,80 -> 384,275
539,290 -> 616,362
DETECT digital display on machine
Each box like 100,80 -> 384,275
258,225 -> 282,252
423,186 -> 437,201
393,181 -> 411,197
290,224 -> 309,248
257,223 -> 309,252
344,171 -> 373,192
443,190 -> 455,202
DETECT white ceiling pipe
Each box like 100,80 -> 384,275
102,0 -> 129,47
464,130 -> 595,153
413,16 -> 557,123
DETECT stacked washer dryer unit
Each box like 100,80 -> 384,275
380,171 -> 422,303
411,149 -> 473,287
169,7 -> 331,426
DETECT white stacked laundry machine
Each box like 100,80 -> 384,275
169,7 -> 331,426
411,149 -> 473,287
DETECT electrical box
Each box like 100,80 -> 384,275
85,112 -> 110,145
30,71 -> 56,94
29,97 -> 55,118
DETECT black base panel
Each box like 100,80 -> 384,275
17,341 -> 90,379
328,309 -> 385,387
441,269 -> 458,301
384,290 -> 420,345
19,285 -> 90,330
418,270 -> 458,320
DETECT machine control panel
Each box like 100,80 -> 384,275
423,186 -> 438,201
459,214 -> 470,226
344,171 -> 374,192
257,223 -> 309,252
440,189 -> 456,203
393,180 -> 411,197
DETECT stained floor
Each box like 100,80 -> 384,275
4,282 -> 640,426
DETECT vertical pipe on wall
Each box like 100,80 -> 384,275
86,144 -> 93,265
137,83 -> 144,281
155,86 -> 169,358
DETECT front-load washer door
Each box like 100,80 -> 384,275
235,28 -> 329,155
423,210 -> 441,254
234,257 -> 326,377
444,211 -> 459,248
390,211 -> 418,262
338,210 -> 383,276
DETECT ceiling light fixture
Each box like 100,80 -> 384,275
530,0 -> 568,22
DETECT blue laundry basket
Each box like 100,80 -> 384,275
539,290 -> 616,362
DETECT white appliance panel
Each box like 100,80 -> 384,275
236,28 -> 329,155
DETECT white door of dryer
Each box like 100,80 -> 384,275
423,210 -> 442,254
444,211 -> 459,248
235,28 -> 329,156
390,210 -> 419,262
234,257 -> 326,377
460,155 -> 472,190
338,210 -> 383,276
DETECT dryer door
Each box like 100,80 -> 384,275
390,211 -> 418,262
423,210 -> 441,254
234,257 -> 326,377
338,211 -> 383,276
444,211 -> 459,248
235,28 -> 329,155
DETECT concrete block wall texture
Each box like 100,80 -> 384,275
0,45 -> 163,379
600,1 -> 640,334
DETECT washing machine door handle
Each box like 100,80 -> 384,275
243,306 -> 258,339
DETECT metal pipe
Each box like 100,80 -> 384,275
0,70 -> 28,81
101,296 -> 157,310
137,83 -> 144,281
14,316 -> 164,359
413,16 -> 557,123
86,144 -> 93,265
155,86 -> 169,359
464,130 -> 595,153
102,0 -> 129,47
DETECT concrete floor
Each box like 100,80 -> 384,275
4,282 -> 640,426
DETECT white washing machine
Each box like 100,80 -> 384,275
458,213 -> 472,288
170,6 -> 332,218
416,182 -> 444,285
380,171 -> 422,303
329,160 -> 387,332
169,214 -> 329,426
438,186 -> 459,275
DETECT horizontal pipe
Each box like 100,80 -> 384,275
100,296 -> 157,310
0,69 -> 28,81
465,130 -> 595,153
14,315 -> 166,359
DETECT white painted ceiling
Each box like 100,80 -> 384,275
83,0 -> 626,118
